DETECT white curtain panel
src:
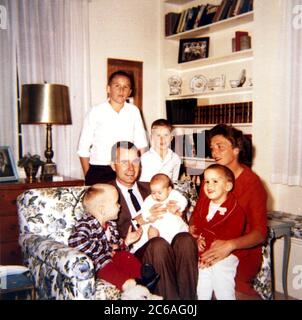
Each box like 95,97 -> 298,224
11,0 -> 91,178
271,0 -> 302,186
0,0 -> 18,157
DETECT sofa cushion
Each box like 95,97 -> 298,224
18,187 -> 88,245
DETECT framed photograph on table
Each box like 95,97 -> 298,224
0,146 -> 18,182
178,37 -> 210,64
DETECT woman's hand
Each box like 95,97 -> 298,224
200,239 -> 235,267
197,235 -> 206,253
148,203 -> 166,223
125,225 -> 142,246
189,225 -> 198,237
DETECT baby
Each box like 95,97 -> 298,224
132,173 -> 188,252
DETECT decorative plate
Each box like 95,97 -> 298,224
190,75 -> 208,93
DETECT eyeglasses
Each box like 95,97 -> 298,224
117,158 -> 141,167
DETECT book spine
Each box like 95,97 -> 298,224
240,35 -> 251,50
235,31 -> 248,51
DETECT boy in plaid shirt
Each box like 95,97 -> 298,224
68,184 -> 143,290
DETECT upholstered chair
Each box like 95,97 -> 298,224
17,186 -> 120,300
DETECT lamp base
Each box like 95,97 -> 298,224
41,162 -> 57,182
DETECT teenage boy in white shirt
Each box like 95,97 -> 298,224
77,70 -> 148,185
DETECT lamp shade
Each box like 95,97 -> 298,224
20,84 -> 72,124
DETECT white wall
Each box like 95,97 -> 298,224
253,0 -> 302,217
88,0 -> 162,133
253,0 -> 302,299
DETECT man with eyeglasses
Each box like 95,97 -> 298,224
109,141 -> 199,300
77,70 -> 148,185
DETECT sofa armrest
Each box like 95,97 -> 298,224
20,234 -> 95,281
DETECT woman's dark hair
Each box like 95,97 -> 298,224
207,124 -> 253,167
108,70 -> 135,94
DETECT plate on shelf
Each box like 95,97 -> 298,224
190,75 -> 208,93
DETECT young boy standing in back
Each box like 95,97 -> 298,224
139,119 -> 181,182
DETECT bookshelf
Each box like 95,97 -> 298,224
166,86 -> 252,100
163,0 -> 254,172
166,11 -> 253,40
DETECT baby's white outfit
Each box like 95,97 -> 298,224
131,189 -> 188,253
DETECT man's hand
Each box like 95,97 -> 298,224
148,203 -> 166,223
125,225 -> 142,246
200,239 -> 234,267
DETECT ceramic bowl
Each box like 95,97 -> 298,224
229,80 -> 240,88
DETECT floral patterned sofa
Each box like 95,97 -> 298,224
17,186 -> 121,300
17,184 -> 274,300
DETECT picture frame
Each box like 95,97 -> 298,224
178,37 -> 210,64
0,146 -> 19,182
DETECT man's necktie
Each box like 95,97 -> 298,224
128,189 -> 141,212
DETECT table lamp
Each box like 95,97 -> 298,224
20,83 -> 72,181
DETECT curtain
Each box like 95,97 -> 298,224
0,0 -> 18,158
1,0 -> 91,178
271,0 -> 302,186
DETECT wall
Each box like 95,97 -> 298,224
253,0 -> 302,299
253,0 -> 302,217
88,0 -> 162,133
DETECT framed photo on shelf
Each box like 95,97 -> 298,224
0,146 -> 18,182
178,37 -> 210,64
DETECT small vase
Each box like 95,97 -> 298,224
24,166 -> 40,183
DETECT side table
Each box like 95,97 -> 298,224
0,177 -> 84,265
0,272 -> 35,300
267,218 -> 295,299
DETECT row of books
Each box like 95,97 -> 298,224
194,102 -> 252,124
165,0 -> 253,36
166,98 -> 197,125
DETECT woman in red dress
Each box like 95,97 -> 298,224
190,124 -> 267,296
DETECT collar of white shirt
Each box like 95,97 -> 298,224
116,180 -> 143,218
149,147 -> 173,162
206,201 -> 222,222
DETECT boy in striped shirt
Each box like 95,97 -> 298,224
68,184 -> 144,291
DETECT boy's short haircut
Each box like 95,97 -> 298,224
204,164 -> 235,187
151,119 -> 173,132
83,184 -> 111,212
108,70 -> 135,91
150,173 -> 173,188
